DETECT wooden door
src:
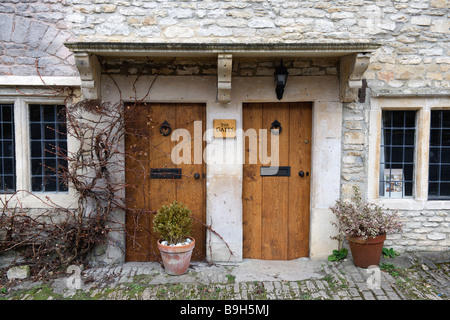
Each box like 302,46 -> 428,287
125,103 -> 206,262
243,102 -> 312,260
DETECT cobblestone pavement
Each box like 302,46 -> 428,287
1,251 -> 448,302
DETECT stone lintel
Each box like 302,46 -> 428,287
65,42 -> 380,58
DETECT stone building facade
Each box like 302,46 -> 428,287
0,0 -> 448,265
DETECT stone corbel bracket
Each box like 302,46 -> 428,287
340,53 -> 371,103
74,52 -> 101,100
217,53 -> 232,104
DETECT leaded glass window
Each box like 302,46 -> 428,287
428,110 -> 450,199
0,104 -> 15,192
379,110 -> 416,198
29,104 -> 68,192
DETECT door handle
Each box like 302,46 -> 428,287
194,173 -> 200,179
299,171 -> 309,177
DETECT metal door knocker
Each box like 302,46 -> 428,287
270,119 -> 282,134
159,120 -> 172,136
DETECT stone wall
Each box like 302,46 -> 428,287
386,209 -> 449,252
100,56 -> 339,77
67,0 -> 449,94
0,0 -> 77,76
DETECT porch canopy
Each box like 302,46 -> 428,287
64,42 -> 381,103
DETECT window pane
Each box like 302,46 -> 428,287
391,147 -> 404,163
382,111 -> 392,127
440,183 -> 450,196
44,141 -> 55,158
430,129 -> 441,146
404,147 -> 414,162
30,123 -> 41,140
44,123 -> 55,140
58,140 -> 67,157
392,112 -> 404,127
428,110 -> 450,199
443,111 -> 450,128
380,110 -> 416,198
43,106 -> 55,122
442,130 -> 450,146
429,165 -> 439,181
29,105 -> 41,122
382,129 -> 391,146
2,106 -> 12,122
429,182 -> 438,197
429,147 -> 440,163
30,104 -> 67,193
44,177 -> 57,192
31,141 -> 42,158
405,129 -> 415,145
405,181 -> 413,197
380,146 -> 391,163
31,159 -> 42,176
0,104 -> 15,192
392,130 -> 404,145
3,159 -> 13,177
442,148 -> 450,163
404,164 -> 414,181
405,112 -> 416,127
441,165 -> 450,182
44,159 -> 56,175
31,177 -> 42,192
2,141 -> 13,157
2,123 -> 12,140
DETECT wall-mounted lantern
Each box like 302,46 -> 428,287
274,60 -> 289,100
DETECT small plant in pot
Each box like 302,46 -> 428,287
330,186 -> 403,268
153,201 -> 195,275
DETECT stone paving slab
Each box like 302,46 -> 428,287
0,251 -> 448,301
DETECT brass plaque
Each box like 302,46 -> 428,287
213,119 -> 236,138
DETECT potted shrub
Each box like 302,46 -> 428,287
330,186 -> 403,268
153,201 -> 195,275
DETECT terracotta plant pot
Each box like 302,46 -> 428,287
347,234 -> 386,268
157,237 -> 195,275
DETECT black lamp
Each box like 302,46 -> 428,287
274,60 -> 289,100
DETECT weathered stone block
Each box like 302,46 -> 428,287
343,132 -> 365,145
430,20 -> 449,33
410,16 -> 431,26
0,14 -> 13,41
7,265 -> 31,281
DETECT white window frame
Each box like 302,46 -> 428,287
0,95 -> 78,209
368,96 -> 450,210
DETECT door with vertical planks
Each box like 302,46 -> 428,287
243,102 -> 312,260
125,103 -> 206,262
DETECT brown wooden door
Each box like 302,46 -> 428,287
243,102 -> 312,260
125,103 -> 206,262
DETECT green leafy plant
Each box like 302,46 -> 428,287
380,263 -> 400,277
328,248 -> 348,262
382,248 -> 400,258
153,201 -> 192,245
